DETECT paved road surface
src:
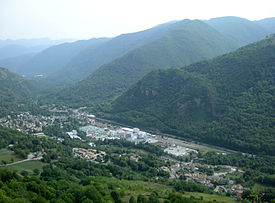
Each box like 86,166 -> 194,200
0,154 -> 42,167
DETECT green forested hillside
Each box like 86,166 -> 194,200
0,68 -> 35,117
107,35 -> 275,155
54,20 -> 234,105
17,38 -> 109,77
52,21 -> 179,83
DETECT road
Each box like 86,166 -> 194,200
0,153 -> 42,167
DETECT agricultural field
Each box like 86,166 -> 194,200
0,148 -> 22,163
183,192 -> 239,203
4,160 -> 46,174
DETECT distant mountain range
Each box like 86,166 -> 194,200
54,19 -> 235,105
15,38 -> 109,77
106,34 -> 275,155
254,17 -> 275,34
1,16 -> 274,85
0,38 -> 74,60
204,16 -> 271,46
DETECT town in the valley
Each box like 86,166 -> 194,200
0,105 -> 245,197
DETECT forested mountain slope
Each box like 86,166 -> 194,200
107,35 -> 275,155
54,20 -> 234,105
52,21 -> 179,83
15,38 -> 109,77
0,68 -> 35,117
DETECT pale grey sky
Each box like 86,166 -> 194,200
0,0 -> 274,40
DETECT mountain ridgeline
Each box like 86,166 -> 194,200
1,17 -> 274,85
1,21 -> 177,83
54,21 -> 179,83
205,16 -> 270,46
16,38 -> 109,77
53,19 -> 236,105
106,35 -> 275,156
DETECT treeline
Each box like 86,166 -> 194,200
0,169 -> 221,203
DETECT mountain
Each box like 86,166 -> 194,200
0,53 -> 35,74
0,68 -> 34,117
205,16 -> 270,46
54,19 -> 235,105
0,44 -> 45,60
0,38 -> 74,60
51,21 -> 180,83
255,17 -> 275,34
0,38 -> 74,49
107,34 -> 275,155
3,17 -> 273,84
17,38 -> 109,77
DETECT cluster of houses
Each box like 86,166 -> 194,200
72,148 -> 106,162
0,112 -> 52,133
0,106 -> 94,134
161,160 -> 244,197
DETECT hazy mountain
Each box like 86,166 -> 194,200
205,16 -> 269,46
0,44 -> 46,60
3,17 -> 273,84
0,38 -> 74,49
18,38 -> 109,76
54,20 -> 235,105
51,21 -> 180,83
0,53 -> 35,74
254,17 -> 275,34
107,34 -> 275,155
2,21 -> 176,82
0,38 -> 75,60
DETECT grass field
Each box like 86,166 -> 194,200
4,160 -> 46,174
252,183 -> 271,191
183,192 -> 239,203
0,148 -> 22,163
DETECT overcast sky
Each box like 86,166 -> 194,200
0,0 -> 274,40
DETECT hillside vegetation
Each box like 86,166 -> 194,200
107,35 -> 275,156
14,38 -> 109,77
54,20 -> 235,105
55,21 -> 178,83
0,68 -> 35,117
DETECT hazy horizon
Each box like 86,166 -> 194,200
1,0 -> 274,40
